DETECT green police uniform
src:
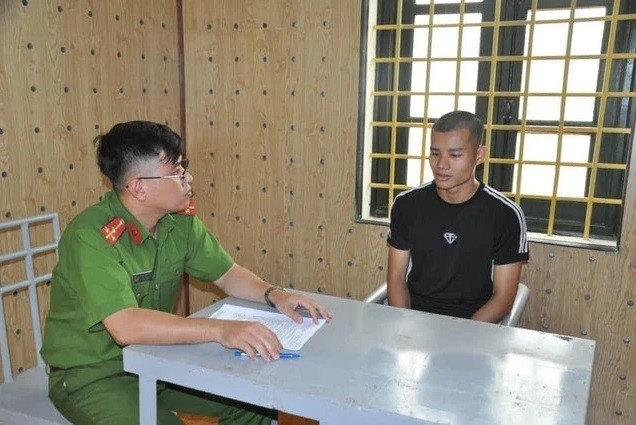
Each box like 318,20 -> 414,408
41,192 -> 272,425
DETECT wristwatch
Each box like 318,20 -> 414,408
264,285 -> 287,308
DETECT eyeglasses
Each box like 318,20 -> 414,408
135,158 -> 190,185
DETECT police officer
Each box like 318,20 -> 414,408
41,121 -> 332,424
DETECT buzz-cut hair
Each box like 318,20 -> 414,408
432,110 -> 484,146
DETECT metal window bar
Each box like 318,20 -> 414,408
0,213 -> 60,383
584,2 -> 620,239
387,0 -> 405,212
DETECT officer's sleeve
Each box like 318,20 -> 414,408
63,228 -> 139,331
184,216 -> 235,282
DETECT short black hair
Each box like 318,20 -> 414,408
94,121 -> 183,192
432,110 -> 484,146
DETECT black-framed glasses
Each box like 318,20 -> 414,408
136,158 -> 189,183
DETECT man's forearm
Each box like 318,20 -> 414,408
103,307 -> 224,346
215,264 -> 271,304
387,279 -> 411,308
471,295 -> 512,323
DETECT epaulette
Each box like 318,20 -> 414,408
180,198 -> 196,216
100,217 -> 126,245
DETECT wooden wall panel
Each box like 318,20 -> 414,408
0,0 -> 180,381
183,0 -> 388,313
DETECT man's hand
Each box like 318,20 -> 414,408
269,290 -> 333,325
214,264 -> 333,325
216,319 -> 283,361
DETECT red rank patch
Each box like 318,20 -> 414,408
126,221 -> 143,245
100,217 -> 125,245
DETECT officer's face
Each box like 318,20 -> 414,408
142,155 -> 193,213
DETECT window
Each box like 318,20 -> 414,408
356,0 -> 636,249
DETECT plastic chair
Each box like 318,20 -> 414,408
499,282 -> 530,327
363,281 -> 388,304
0,213 -> 71,424
364,281 -> 530,327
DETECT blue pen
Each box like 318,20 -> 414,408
234,351 -> 300,359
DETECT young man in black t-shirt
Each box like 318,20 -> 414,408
387,111 -> 529,322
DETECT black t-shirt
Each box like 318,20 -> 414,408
388,181 -> 529,318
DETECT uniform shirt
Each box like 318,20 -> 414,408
41,191 -> 234,369
388,181 -> 529,319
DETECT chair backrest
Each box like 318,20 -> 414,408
0,213 -> 60,383
500,282 -> 530,327
363,281 -> 388,304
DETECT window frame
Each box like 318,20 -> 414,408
355,0 -> 636,251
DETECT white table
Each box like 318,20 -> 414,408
123,293 -> 595,424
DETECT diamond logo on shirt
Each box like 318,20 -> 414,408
443,232 -> 458,244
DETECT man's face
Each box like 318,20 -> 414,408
141,155 -> 192,213
429,128 -> 484,197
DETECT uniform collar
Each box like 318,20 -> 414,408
103,191 -> 175,246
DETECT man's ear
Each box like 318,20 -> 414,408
475,144 -> 487,166
125,178 -> 147,201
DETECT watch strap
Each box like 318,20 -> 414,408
264,285 -> 287,308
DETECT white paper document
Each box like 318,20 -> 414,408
209,304 -> 326,351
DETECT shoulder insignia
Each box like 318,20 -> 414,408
126,221 -> 143,245
180,198 -> 196,216
100,217 -> 125,245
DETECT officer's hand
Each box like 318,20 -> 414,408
270,291 -> 333,325
216,319 -> 282,361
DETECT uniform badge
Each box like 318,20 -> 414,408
100,217 -> 125,245
180,198 -> 196,216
